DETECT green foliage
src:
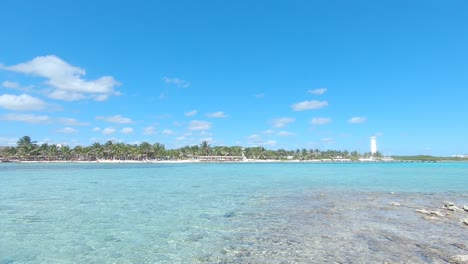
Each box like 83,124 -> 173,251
3,135 -> 465,162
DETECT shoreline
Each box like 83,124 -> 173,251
1,159 -> 453,164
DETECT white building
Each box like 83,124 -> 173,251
370,136 -> 377,155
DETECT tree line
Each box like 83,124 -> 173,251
0,136 -> 381,161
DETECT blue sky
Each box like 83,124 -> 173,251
0,0 -> 467,156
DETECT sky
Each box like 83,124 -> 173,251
0,0 -> 467,156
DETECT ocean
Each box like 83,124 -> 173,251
1,162 -> 467,263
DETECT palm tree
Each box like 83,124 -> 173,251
17,136 -> 38,160
200,141 -> 211,156
139,142 -> 153,160
47,144 -> 59,160
90,142 -> 103,160
152,143 -> 165,159
61,145 -> 71,160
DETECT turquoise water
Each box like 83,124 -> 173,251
1,162 -> 467,263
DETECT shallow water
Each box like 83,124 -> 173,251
1,162 -> 467,263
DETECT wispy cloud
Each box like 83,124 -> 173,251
271,117 -> 295,128
92,127 -> 101,132
254,93 -> 265,99
162,77 -> 190,88
1,81 -> 35,93
200,137 -> 214,143
96,115 -> 133,124
0,94 -> 46,111
291,100 -> 328,111
143,126 -> 156,135
121,127 -> 134,134
277,131 -> 295,136
311,117 -> 332,125
206,111 -> 228,118
1,55 -> 120,101
189,120 -> 211,131
58,118 -> 89,126
347,117 -> 367,124
102,127 -> 116,135
264,140 -> 277,146
247,134 -> 262,146
2,81 -> 19,89
158,92 -> 168,100
185,110 -> 198,117
263,129 -> 275,135
57,127 -> 78,134
0,113 -> 50,124
308,88 -> 327,95
0,137 -> 18,146
321,137 -> 335,144
162,129 -> 174,135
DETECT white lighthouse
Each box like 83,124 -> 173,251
370,136 -> 377,155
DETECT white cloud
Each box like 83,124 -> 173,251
247,134 -> 264,146
185,110 -> 198,117
2,81 -> 19,89
308,88 -> 327,95
264,140 -> 277,146
2,55 -> 120,101
159,92 -> 168,100
162,129 -> 174,135
206,111 -> 227,118
122,127 -> 134,134
0,137 -> 18,146
1,81 -> 34,93
0,94 -> 46,111
1,113 -> 50,124
311,117 -> 332,125
57,127 -> 78,134
176,136 -> 186,141
162,77 -> 190,88
48,89 -> 87,101
143,126 -> 156,135
102,127 -> 116,135
200,137 -> 214,143
93,127 -> 101,132
348,117 -> 367,124
263,129 -> 275,135
96,115 -> 133,124
277,131 -> 295,136
291,100 -> 328,111
58,117 -> 89,126
271,117 -> 295,128
248,134 -> 261,141
321,137 -> 335,144
189,120 -> 211,131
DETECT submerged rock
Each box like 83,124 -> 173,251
462,218 -> 468,226
451,243 -> 467,250
449,255 -> 468,264
224,211 -> 236,218
416,209 -> 431,215
444,202 -> 461,212
429,211 -> 444,217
